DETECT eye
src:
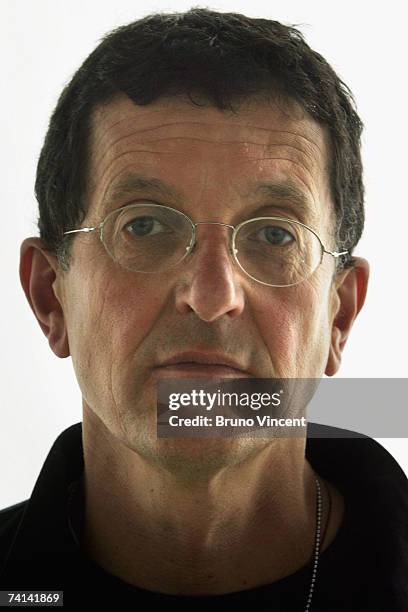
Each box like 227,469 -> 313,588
255,225 -> 296,246
124,215 -> 169,237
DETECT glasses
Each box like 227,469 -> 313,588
63,203 -> 348,287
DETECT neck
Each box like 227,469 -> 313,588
80,408 -> 340,595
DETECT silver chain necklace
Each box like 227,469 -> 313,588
304,476 -> 323,611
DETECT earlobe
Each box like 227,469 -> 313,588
19,237 -> 70,359
325,257 -> 369,376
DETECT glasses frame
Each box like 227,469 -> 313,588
63,202 -> 348,288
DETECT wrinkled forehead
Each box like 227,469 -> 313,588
88,93 -> 330,160
85,93 -> 334,230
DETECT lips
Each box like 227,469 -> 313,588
154,363 -> 251,377
153,351 -> 252,378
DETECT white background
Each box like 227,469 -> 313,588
1,0 -> 407,508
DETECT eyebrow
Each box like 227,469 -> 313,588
103,172 -> 314,219
244,180 -> 314,219
103,173 -> 183,206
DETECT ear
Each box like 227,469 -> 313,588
19,237 -> 70,358
325,257 -> 369,376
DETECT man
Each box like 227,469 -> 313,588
1,7 -> 407,611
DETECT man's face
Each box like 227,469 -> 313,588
53,94 -> 341,464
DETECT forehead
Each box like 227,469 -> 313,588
86,94 -> 333,227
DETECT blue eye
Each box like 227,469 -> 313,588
125,216 -> 166,237
258,225 -> 295,246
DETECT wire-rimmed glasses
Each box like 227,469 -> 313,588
63,202 -> 348,287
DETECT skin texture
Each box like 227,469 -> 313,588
20,93 -> 369,595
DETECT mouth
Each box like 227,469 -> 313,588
152,362 -> 252,379
154,347 -> 252,378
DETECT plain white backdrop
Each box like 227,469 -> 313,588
1,0 -> 407,508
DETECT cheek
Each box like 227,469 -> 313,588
254,277 -> 333,377
66,266 -> 165,404
108,283 -> 165,359
292,276 -> 334,375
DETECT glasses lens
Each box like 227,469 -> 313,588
102,204 -> 193,273
234,218 -> 322,286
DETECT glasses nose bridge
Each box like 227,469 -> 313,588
193,220 -> 235,230
191,220 -> 236,255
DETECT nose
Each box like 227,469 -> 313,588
174,223 -> 245,322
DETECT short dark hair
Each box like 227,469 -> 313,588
35,7 -> 364,272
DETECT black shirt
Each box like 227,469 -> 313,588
1,421 -> 407,610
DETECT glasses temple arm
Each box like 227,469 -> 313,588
63,227 -> 97,235
324,248 -> 349,258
